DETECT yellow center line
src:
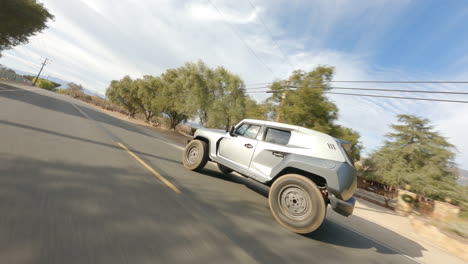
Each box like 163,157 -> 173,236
118,142 -> 181,194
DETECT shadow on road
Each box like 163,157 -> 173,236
0,120 -> 181,166
196,167 -> 426,260
0,153 -> 426,263
0,83 -> 172,144
199,167 -> 270,198
0,155 -> 259,263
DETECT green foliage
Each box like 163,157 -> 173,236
105,60 -> 249,130
277,67 -> 337,133
362,115 -> 460,201
105,76 -> 141,118
135,75 -> 164,122
0,0 -> 54,56
55,88 -> 66,94
205,67 -> 246,130
158,68 -> 192,129
104,63 -> 361,157
28,77 -> 60,90
245,97 -> 268,120
267,66 -> 361,161
177,60 -> 247,129
331,125 -> 363,161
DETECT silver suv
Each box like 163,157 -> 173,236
182,119 -> 357,233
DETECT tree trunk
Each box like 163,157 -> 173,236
144,110 -> 154,123
128,112 -> 135,119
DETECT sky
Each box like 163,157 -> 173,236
1,0 -> 468,169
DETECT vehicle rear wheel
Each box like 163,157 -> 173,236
269,174 -> 326,234
217,163 -> 233,174
183,140 -> 209,171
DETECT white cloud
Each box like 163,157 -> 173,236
1,0 -> 467,169
188,3 -> 260,24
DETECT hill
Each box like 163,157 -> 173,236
458,168 -> 468,186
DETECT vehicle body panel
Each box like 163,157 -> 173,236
191,119 -> 357,215
218,135 -> 258,170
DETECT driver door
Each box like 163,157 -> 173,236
218,123 -> 261,169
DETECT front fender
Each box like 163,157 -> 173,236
193,128 -> 227,159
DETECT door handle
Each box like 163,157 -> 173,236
244,143 -> 253,149
272,151 -> 284,158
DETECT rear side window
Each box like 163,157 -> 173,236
236,124 -> 261,139
264,128 -> 291,145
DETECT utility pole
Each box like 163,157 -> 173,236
275,79 -> 292,122
32,58 -> 49,86
275,90 -> 287,122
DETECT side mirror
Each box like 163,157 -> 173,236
229,125 -> 236,136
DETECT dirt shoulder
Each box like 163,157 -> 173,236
78,99 -> 192,146
354,198 -> 467,264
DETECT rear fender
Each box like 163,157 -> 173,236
270,154 -> 356,201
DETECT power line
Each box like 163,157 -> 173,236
244,89 -> 468,103
326,86 -> 468,95
245,86 -> 274,90
245,0 -> 295,72
207,0 -> 278,78
245,85 -> 468,95
328,80 -> 468,84
245,81 -> 277,86
324,92 -> 468,104
245,80 -> 468,87
245,90 -> 271,93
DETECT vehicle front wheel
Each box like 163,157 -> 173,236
183,140 -> 209,171
269,174 -> 326,234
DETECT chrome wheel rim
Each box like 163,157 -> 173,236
278,185 -> 311,220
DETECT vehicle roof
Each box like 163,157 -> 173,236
240,119 -> 351,144
242,119 -> 300,130
241,118 -> 337,137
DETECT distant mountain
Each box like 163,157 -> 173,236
458,168 -> 468,186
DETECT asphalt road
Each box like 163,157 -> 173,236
0,82 -> 425,264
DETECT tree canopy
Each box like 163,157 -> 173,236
106,76 -> 141,118
105,60 -> 252,129
267,66 -> 362,161
105,62 -> 361,161
361,114 -> 460,201
0,0 -> 54,56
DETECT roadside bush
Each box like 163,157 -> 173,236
56,88 -> 66,94
177,124 -> 195,136
154,116 -> 171,129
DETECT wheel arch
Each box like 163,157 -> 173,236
192,136 -> 215,160
269,167 -> 327,188
193,136 -> 209,145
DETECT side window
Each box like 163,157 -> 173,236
235,124 -> 249,136
235,124 -> 260,139
244,125 -> 260,139
264,128 -> 291,145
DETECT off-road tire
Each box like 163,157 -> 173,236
183,140 -> 209,171
269,174 -> 326,234
217,163 -> 233,174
